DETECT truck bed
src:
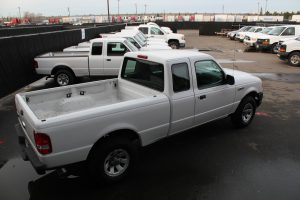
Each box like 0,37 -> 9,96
37,51 -> 89,58
20,79 -> 151,120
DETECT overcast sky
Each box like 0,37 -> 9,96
1,0 -> 300,17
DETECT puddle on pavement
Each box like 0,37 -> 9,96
252,73 -> 300,83
0,157 -> 40,200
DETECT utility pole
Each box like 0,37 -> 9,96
222,5 -> 224,14
135,3 -> 137,15
258,2 -> 260,14
67,7 -> 70,17
107,0 -> 110,23
265,0 -> 268,14
117,0 -> 120,15
17,6 -> 21,19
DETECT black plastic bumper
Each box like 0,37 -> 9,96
15,124 -> 46,175
277,52 -> 289,60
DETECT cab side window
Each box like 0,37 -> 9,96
194,60 -> 225,89
107,42 -> 128,56
139,27 -> 148,35
91,42 -> 103,55
172,63 -> 190,93
150,27 -> 164,35
281,27 -> 295,36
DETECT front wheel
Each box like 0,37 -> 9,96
288,52 -> 300,67
169,41 -> 179,49
88,137 -> 138,184
231,96 -> 256,128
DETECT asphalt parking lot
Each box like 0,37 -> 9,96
1,30 -> 300,200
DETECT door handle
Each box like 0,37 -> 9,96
198,95 -> 206,100
106,59 -> 111,61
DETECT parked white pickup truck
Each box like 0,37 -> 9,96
35,38 -> 138,86
16,50 -> 263,183
277,36 -> 300,66
243,27 -> 275,48
138,24 -> 186,49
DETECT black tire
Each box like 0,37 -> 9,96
270,43 -> 278,54
54,69 -> 75,86
169,41 -> 179,49
88,136 -> 138,184
288,52 -> 300,67
231,96 -> 256,128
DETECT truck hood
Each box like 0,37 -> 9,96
140,45 -> 172,51
282,39 -> 300,45
223,68 -> 261,85
167,33 -> 184,40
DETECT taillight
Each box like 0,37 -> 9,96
34,132 -> 52,155
279,45 -> 286,53
33,60 -> 38,69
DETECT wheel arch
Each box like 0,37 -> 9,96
51,65 -> 75,76
87,128 -> 141,161
288,50 -> 300,57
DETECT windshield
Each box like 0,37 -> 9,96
247,27 -> 256,32
268,27 -> 286,36
260,28 -> 272,34
134,35 -> 146,47
121,57 -> 164,92
124,40 -> 139,52
239,26 -> 248,31
126,37 -> 141,49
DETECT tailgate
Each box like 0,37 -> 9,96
15,94 -> 38,148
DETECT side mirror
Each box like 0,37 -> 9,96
226,75 -> 235,85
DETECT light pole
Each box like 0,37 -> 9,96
67,7 -> 70,17
107,0 -> 110,23
135,3 -> 137,15
265,0 -> 268,14
117,0 -> 120,15
18,6 -> 21,19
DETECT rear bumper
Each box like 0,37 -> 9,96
15,124 -> 46,175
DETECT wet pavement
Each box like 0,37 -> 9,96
1,33 -> 300,200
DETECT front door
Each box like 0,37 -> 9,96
103,42 -> 129,76
192,59 -> 235,125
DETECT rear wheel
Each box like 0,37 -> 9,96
231,96 -> 256,128
288,52 -> 300,67
54,69 -> 75,86
88,137 -> 138,184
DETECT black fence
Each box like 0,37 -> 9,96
0,25 -> 64,37
0,24 -> 125,98
157,21 -> 300,35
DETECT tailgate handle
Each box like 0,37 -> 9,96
106,59 -> 111,61
21,121 -> 26,128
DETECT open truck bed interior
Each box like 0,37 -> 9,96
21,79 -> 150,120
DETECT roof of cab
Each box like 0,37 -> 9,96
125,50 -> 214,62
89,37 -> 127,43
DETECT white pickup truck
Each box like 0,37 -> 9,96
137,24 -> 186,49
16,50 -> 263,183
35,38 -> 138,86
277,36 -> 300,66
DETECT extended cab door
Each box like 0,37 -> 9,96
191,59 -> 236,125
168,59 -> 195,136
103,42 -> 130,76
89,42 -> 104,75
